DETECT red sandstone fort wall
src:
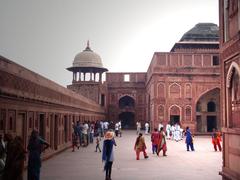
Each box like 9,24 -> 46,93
106,72 -> 147,128
146,52 -> 221,133
219,0 -> 240,179
0,56 -> 106,158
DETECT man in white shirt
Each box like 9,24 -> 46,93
136,121 -> 141,135
166,123 -> 171,139
103,121 -> 109,133
174,123 -> 181,142
82,122 -> 89,146
171,125 -> 175,140
115,123 -> 119,137
145,122 -> 149,135
118,121 -> 122,137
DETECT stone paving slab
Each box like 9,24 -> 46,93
24,130 -> 222,180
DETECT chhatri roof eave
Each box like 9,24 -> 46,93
66,66 -> 108,72
106,72 -> 146,74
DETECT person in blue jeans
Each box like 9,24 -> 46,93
185,127 -> 194,151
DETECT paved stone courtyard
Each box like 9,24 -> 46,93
24,130 -> 222,180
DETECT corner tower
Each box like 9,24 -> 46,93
67,41 -> 108,105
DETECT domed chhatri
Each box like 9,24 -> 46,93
73,41 -> 104,69
67,41 -> 108,83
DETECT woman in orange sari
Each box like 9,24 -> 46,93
212,128 -> 222,151
134,133 -> 149,160
157,127 -> 167,156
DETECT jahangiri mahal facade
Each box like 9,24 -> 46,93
0,23 -> 221,158
67,23 -> 221,134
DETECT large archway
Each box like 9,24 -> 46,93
119,96 -> 135,109
195,88 -> 220,133
118,95 -> 135,129
119,112 -> 135,129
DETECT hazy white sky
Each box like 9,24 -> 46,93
0,0 -> 218,86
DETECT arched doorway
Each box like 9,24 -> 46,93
196,88 -> 220,133
119,112 -> 135,129
118,96 -> 135,129
119,96 -> 135,109
169,105 -> 181,125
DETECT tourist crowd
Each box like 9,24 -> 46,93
0,119 -> 222,180
71,120 -> 122,152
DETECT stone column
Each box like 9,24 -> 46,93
93,73 -> 96,82
75,72 -> 77,81
99,73 -> 102,83
90,70 -> 93,81
78,70 -> 81,81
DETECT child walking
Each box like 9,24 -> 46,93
95,135 -> 101,152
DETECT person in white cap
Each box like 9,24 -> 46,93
102,130 -> 117,180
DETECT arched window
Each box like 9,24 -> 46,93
185,84 -> 192,98
169,83 -> 181,98
157,83 -> 165,98
207,101 -> 216,112
158,105 -> 164,121
185,106 -> 192,121
230,69 -> 240,101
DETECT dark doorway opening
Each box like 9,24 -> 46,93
119,96 -> 135,109
50,114 -> 54,149
18,113 -> 26,149
170,115 -> 180,125
196,115 -> 202,132
54,115 -> 58,150
101,94 -> 105,106
207,116 -> 217,132
64,115 -> 68,143
119,112 -> 135,129
39,114 -> 45,138
207,101 -> 216,112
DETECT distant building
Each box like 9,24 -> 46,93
69,23 -> 221,133
0,22 -> 222,160
146,23 -> 220,132
219,0 -> 240,179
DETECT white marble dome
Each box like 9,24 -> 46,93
73,42 -> 104,68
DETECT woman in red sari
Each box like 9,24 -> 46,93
157,127 -> 167,156
212,128 -> 222,151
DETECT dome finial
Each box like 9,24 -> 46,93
84,40 -> 92,51
87,40 -> 90,48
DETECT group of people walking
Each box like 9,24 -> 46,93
134,127 -> 167,160
72,120 -> 95,151
0,119 -> 222,180
0,130 -> 49,180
